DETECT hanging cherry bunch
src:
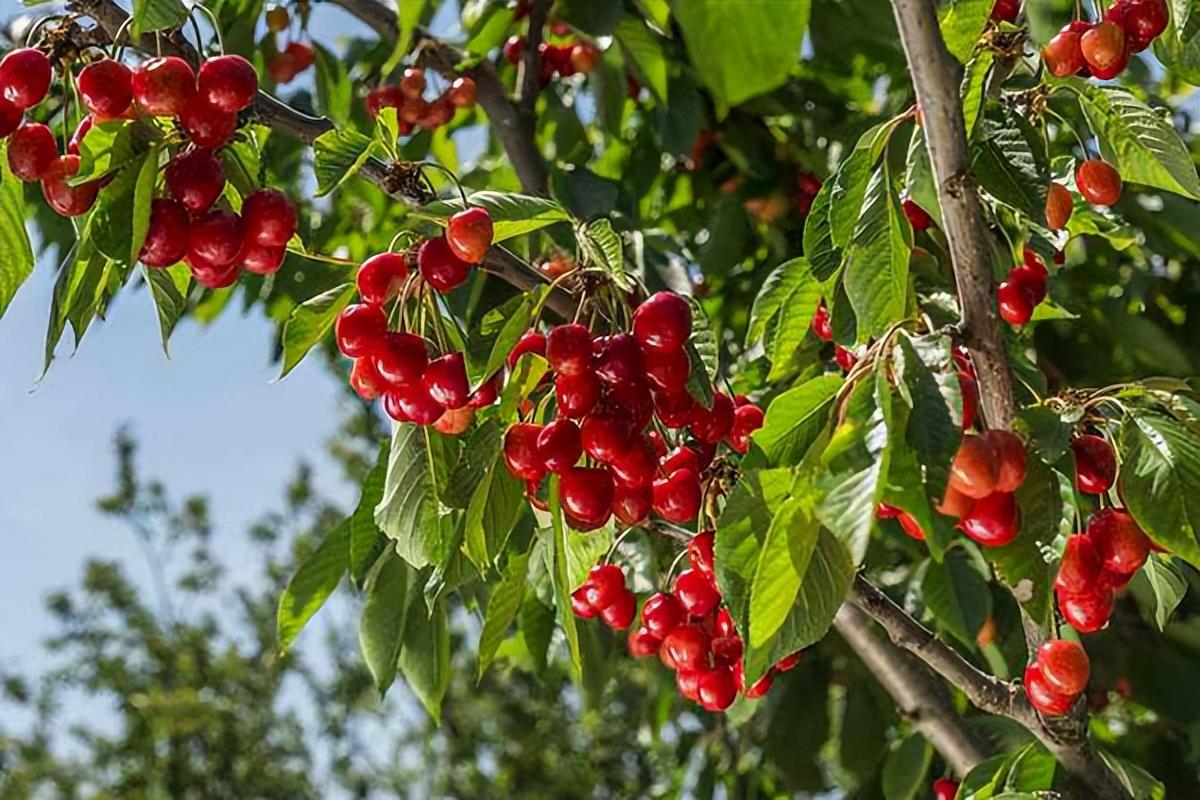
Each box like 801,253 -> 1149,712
263,3 -> 316,85
365,67 -> 477,132
500,291 -> 764,531
573,531 -> 802,712
1024,638 -> 1091,716
937,429 -> 1028,547
502,36 -> 601,84
1041,0 -> 1168,80
997,246 -> 1050,327
1042,158 -> 1121,235
339,205 -> 496,431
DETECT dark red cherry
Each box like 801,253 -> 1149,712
335,303 -> 388,358
580,412 -> 634,462
41,155 -> 100,217
611,481 -> 652,525
0,96 -> 20,138
690,392 -> 735,444
605,378 -> 654,431
448,76 -> 477,107
537,418 -> 582,473
132,56 -> 196,116
1087,508 -> 1149,576
811,303 -> 833,341
139,198 -> 191,267
1055,534 -> 1103,595
198,55 -> 259,112
1024,663 -> 1075,716
1121,0 -> 1168,45
641,592 -> 685,638
392,381 -> 446,425
661,446 -> 703,478
546,323 -> 593,376
959,370 -> 979,430
932,778 -> 959,800
582,564 -> 625,610
745,671 -> 774,699
186,251 -> 239,288
503,422 -> 545,481
697,667 -> 737,711
600,589 -> 637,629
1071,434 -> 1116,494
239,242 -> 285,275
508,329 -> 547,368
0,48 -> 52,109
654,390 -> 696,429
633,291 -> 692,352
555,372 -> 600,418
188,209 -> 244,267
674,569 -> 721,617
594,333 -> 642,385
957,491 -> 1019,547
417,235 -> 472,293
1038,639 -> 1090,696
356,252 -> 409,305
503,35 -> 526,64
445,206 -> 494,263
560,468 -> 615,526
901,198 -> 932,230
179,99 -> 238,149
627,627 -> 661,658
661,624 -> 710,671
78,59 -> 133,120
989,0 -> 1019,22
998,279 -> 1034,326
609,437 -> 657,488
373,332 -> 428,387
1058,587 -> 1114,633
365,85 -> 403,119
422,352 -> 469,409
644,346 -> 690,393
467,373 -> 501,408
1076,160 -> 1122,206
688,530 -> 715,576
652,467 -> 702,523
7,122 -> 58,181
242,189 -> 296,247
165,149 -> 226,214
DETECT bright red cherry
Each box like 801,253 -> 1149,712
811,303 -> 833,342
1058,587 -> 1114,633
546,323 -> 593,376
467,373 -> 501,409
675,668 -> 702,701
998,279 -> 1034,326
335,302 -> 387,358
188,209 -> 244,267
958,370 -> 979,430
356,252 -> 409,305
983,430 -> 1027,492
503,35 -> 526,64
1071,434 -> 1116,494
555,372 -> 600,418
661,624 -> 710,671
0,48 -> 52,109
139,198 -> 191,267
179,99 -> 238,149
729,404 -> 765,453
1081,21 -> 1127,73
958,491 -> 1019,547
165,149 -> 226,214
1042,23 -> 1088,77
132,56 -> 196,116
239,243 -> 285,275
1045,181 -> 1074,228
198,55 -> 259,112
600,589 -> 637,629
422,352 -> 469,409
508,329 -> 547,368
641,592 -> 685,638
41,155 -> 100,217
643,346 -> 690,393
1076,160 -> 1122,206
537,419 -> 582,473
697,667 -> 737,711
0,96 -> 20,137
609,437 -> 657,488
445,206 -> 494,263
503,422 -> 545,481
1055,534 -> 1102,598
350,357 -> 387,401
582,564 -> 625,610
628,627 -> 661,658
78,59 -> 133,119
448,76 -> 477,107
949,435 -> 1000,499
690,392 -> 735,444
399,67 -> 426,99
932,778 -> 960,800
7,122 -> 57,181
990,0 -> 1019,22
186,252 -> 239,289
1024,662 -> 1075,716
1038,639 -> 1090,696
674,569 -> 721,617
242,189 -> 296,247
1121,0 -> 1168,45
745,671 -> 774,699
580,412 -> 634,462
834,344 -> 858,372
1087,508 -> 1149,575
633,292 -> 692,352
560,467 -> 615,526
417,235 -> 472,292
594,333 -> 643,386
652,389 -> 694,429
688,530 -> 716,576
902,198 -> 932,230
652,467 -> 702,523
373,332 -> 428,387
611,482 -> 652,524
390,381 -> 445,425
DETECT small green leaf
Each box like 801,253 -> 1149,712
748,257 -> 824,379
0,142 -> 35,320
128,146 -> 159,267
547,479 -> 583,681
844,164 -> 912,338
747,497 -> 820,650
399,600 -> 451,722
277,521 -> 350,651
882,734 -> 934,800
922,546 -> 993,647
478,546 -> 533,678
375,425 -> 454,569
939,0 -> 991,64
143,264 -> 191,355
349,440 -> 392,586
971,104 -> 1048,220
1129,556 -> 1188,631
615,15 -> 668,101
1118,409 -> 1200,567
754,374 -> 843,466
278,282 -> 356,378
359,552 -> 412,694
577,217 -> 629,288
313,127 -> 378,196
683,295 -> 719,409
132,0 -> 189,35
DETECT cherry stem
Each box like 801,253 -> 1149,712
108,17 -> 136,59
605,525 -> 638,563
417,161 -> 470,206
663,548 -> 690,591
190,3 -> 225,55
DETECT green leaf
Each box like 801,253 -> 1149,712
1129,556 -> 1188,631
748,257 -> 823,379
132,0 -> 189,34
547,479 -> 583,681
674,0 -> 811,114
844,164 -> 912,338
460,422 -> 526,568
277,521 -> 349,651
939,0 -> 991,64
881,734 -> 934,800
313,127 -> 378,196
577,217 -> 630,288
399,600 -> 451,722
684,295 -> 719,409
349,440 -> 392,587
1071,82 -> 1200,199
989,456 -> 1061,624
478,546 -> 533,678
922,546 -> 993,647
359,552 -> 412,694
971,104 -> 1048,220
1097,750 -> 1168,800
747,496 -> 820,651
905,127 -> 942,229
754,374 -> 843,466
423,191 -> 572,242
473,287 -> 546,385
313,43 -> 352,120
143,264 -> 191,355
278,282 -> 356,378
128,146 -> 159,267
892,332 -> 961,505
1118,409 -> 1200,567
803,176 -> 842,281
0,143 -> 34,320
615,15 -> 668,101
830,120 -> 900,248
375,425 -> 454,569
961,49 -> 996,138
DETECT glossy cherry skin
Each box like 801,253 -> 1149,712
688,530 -> 716,577
582,564 -> 625,610
417,235 -> 472,293
661,624 -> 710,671
958,491 -> 1019,547
536,418 -> 582,473
674,569 -> 721,617
334,303 -> 388,359
983,430 -> 1027,492
594,333 -> 643,386
1042,24 -> 1088,77
1058,587 -> 1114,633
1081,21 -> 1127,72
139,198 -> 191,267
633,291 -> 692,352
627,627 -> 661,658
653,389 -> 696,429
422,352 -> 469,409
901,198 -> 932,230
78,59 -> 133,120
555,372 -> 600,418
609,437 -> 657,488
7,122 -> 58,181
644,346 -> 691,394
197,55 -> 259,112
356,252 -> 409,305
998,279 -> 1034,325
611,481 -> 652,525
242,189 -> 296,247
697,667 -> 737,711
834,345 -> 857,372
467,373 -> 501,409
990,0 -> 1019,22
811,304 -> 833,341
745,671 -> 774,699
507,329 -> 547,369
932,778 -> 960,800
1043,181 -> 1074,230
448,76 -> 477,107
936,483 -> 974,519
132,57 -> 196,116
186,252 -> 239,289
560,467 -> 615,526
641,592 -> 685,638
502,422 -> 545,481
165,149 -> 226,214
445,206 -> 494,263
235,243 -> 282,274
189,209 -> 244,267
179,100 -> 239,149
41,156 -> 100,217
652,466 -> 702,523
372,332 -> 428,387
1087,508 -> 1149,575
393,380 -> 446,425
600,589 -> 637,629
729,404 -> 765,453
580,412 -> 634,463
690,392 -> 735,444
546,323 -> 593,376
0,96 -> 20,138
350,357 -> 388,401
1071,434 -> 1117,494
0,48 -> 52,109
1122,0 -> 1168,45
1056,534 -> 1104,595
959,370 -> 979,430
1076,160 -> 1122,206
1024,663 -> 1075,716
1038,639 -> 1090,695
949,435 -> 1000,499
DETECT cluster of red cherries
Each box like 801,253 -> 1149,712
573,532 -> 801,712
997,247 -> 1051,327
500,292 -> 764,531
1041,0 -> 1168,80
502,36 -> 601,83
809,303 -> 859,374
365,67 -> 477,133
339,207 -> 497,430
938,429 -> 1028,547
1024,638 -> 1091,716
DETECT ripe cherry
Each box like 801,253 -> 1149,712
690,392 -> 735,444
958,370 -> 979,430
1121,0 -> 1169,46
373,332 -> 428,387
422,352 -> 469,409
238,242 -> 284,274
998,279 -> 1034,326
503,423 -> 545,481
165,149 -> 226,214
609,437 -> 657,487
560,467 -> 615,526
675,669 -> 702,701
537,418 -> 582,473
179,100 -> 239,149
356,252 -> 409,305
507,329 -> 547,369
1056,534 -> 1103,595
7,122 -> 58,182
1081,21 -> 1127,73
661,624 -> 710,671
189,209 -> 244,267
546,323 -> 593,376
932,778 -> 960,800
652,466 -> 702,523
633,291 -> 692,352
936,484 -> 974,519
78,59 -> 133,120
399,67 -> 426,99
445,206 -> 494,263
1014,248 -> 1049,303
41,155 -> 100,217
594,333 -> 643,386
1058,587 -> 1114,633
392,381 -> 446,425
1072,434 -> 1116,494
729,404 -> 765,453
983,430 -> 1027,492
198,55 -> 259,112
133,57 -> 196,116
600,589 -> 637,629
365,86 -> 403,119
653,389 -> 695,429
1024,663 -> 1075,716
335,303 -> 387,358
1042,24 -> 1088,78
580,412 -> 634,462
242,189 -> 296,247
433,406 -> 475,435
643,346 -> 691,393
1038,639 -> 1090,696
350,357 -> 387,401
555,372 -> 600,418
628,627 -> 661,658
570,586 -> 597,619
834,344 -> 858,372
688,530 -> 715,577
448,76 -> 477,107
745,671 -> 774,699
583,564 -> 625,610
417,235 -> 472,292
958,491 -> 1019,547
949,435 -> 1000,499
611,482 -> 652,524
990,0 -> 1019,22
1087,508 -> 1149,575
186,252 -> 239,289
139,198 -> 191,267
811,303 -> 833,342
1076,160 -> 1122,206
468,373 -> 501,408
641,592 -> 685,638
698,667 -> 737,711
901,198 -> 932,231
1045,182 -> 1074,229
0,48 -> 52,109
0,97 -> 20,138
674,569 -> 721,617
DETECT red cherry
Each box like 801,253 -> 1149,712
628,626 -> 661,657
958,491 -> 1019,547
422,352 -> 469,409
448,76 -> 477,107
546,323 -> 594,376
897,510 -> 926,540
238,243 -> 284,275
690,392 -> 735,444
1076,160 -> 1122,206
653,389 -> 696,429
983,430 -> 1027,492
901,198 -> 932,230
776,652 -> 802,671
198,55 -> 259,113
571,585 -> 597,618
609,437 -> 657,488
1010,262 -> 1048,307
745,671 -> 774,699
188,209 -> 244,267
179,99 -> 238,149
350,357 -> 387,401
139,198 -> 191,267
1038,639 -> 1090,696
1120,0 -> 1168,46
661,446 -> 702,479
932,778 -> 960,800
600,589 -> 637,630
662,624 -> 710,671
417,236 -> 472,293
1071,434 -> 1116,494
688,530 -> 716,576
0,48 -> 52,109
132,56 -> 196,116
0,97 -> 20,138
1024,662 -> 1075,716
186,252 -> 239,288
641,592 -> 685,638
242,189 -> 296,247
674,569 -> 721,617
165,149 -> 226,214
633,292 -> 692,352
811,303 -> 833,342
1056,534 -> 1103,595
936,483 -> 974,519
399,67 -> 426,99
508,329 -> 547,368
286,39 -> 316,71
1042,24 -> 1088,77
643,346 -> 691,393
711,632 -> 743,663
503,422 -> 545,481
1087,508 -> 1149,575
606,379 -> 654,431
1081,21 -> 1127,72
40,155 -> 99,217
7,122 -> 58,182
445,206 -> 494,263
1058,587 -> 1114,633
611,481 -> 652,524
958,370 -> 979,431
555,372 -> 600,418
989,0 -> 1019,22
697,667 -> 737,711
652,467 -> 702,523
365,85 -> 404,119
356,252 -> 409,305
503,35 -> 526,64
560,468 -> 615,526
78,59 -> 133,120
580,412 -> 634,462
537,418 -> 582,473
334,303 -> 388,358
675,668 -> 702,701
834,344 -> 858,372
467,373 -> 501,409
1045,181 -> 1074,229
391,381 -> 445,425
729,403 -> 765,453
949,435 -> 1000,499
373,332 -> 428,387
998,279 -> 1034,326
594,333 -> 643,386
582,564 -> 625,610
